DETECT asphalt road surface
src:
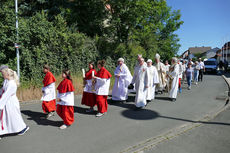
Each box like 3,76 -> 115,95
0,75 -> 228,153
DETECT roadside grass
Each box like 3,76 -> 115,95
16,74 -> 115,102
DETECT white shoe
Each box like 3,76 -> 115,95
86,108 -> 94,113
96,113 -> 104,117
59,124 -> 68,130
46,111 -> 55,119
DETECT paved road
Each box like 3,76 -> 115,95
0,75 -> 228,153
145,106 -> 230,153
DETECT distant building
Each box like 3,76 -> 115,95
201,47 -> 220,59
181,46 -> 211,59
219,41 -> 230,63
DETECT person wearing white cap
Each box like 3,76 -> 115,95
154,53 -> 166,94
146,59 -> 159,103
167,57 -> 179,102
112,58 -> 132,101
131,58 -> 149,109
0,67 -> 29,138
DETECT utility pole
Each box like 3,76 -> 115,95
15,0 -> 20,80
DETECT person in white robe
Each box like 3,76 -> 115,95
154,53 -> 166,94
146,59 -> 159,103
0,66 -> 29,137
178,61 -> 183,93
131,58 -> 149,109
167,57 -> 179,102
165,60 -> 171,73
112,58 -> 132,101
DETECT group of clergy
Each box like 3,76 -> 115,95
82,53 -> 181,113
0,54 -> 182,138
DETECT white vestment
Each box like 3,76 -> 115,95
155,62 -> 166,91
165,64 -> 170,72
41,83 -> 56,101
94,78 -> 110,96
178,62 -> 183,79
84,79 -> 94,93
132,64 -> 149,107
0,80 -> 26,135
168,64 -> 179,99
146,66 -> 159,100
112,64 -> 132,101
57,91 -> 74,106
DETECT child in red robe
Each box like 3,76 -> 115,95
93,60 -> 112,117
81,62 -> 97,112
41,65 -> 56,119
57,70 -> 75,129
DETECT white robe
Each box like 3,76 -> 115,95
57,91 -> 74,106
155,62 -> 166,91
84,79 -> 94,93
94,78 -> 110,96
0,80 -> 26,135
178,62 -> 183,79
112,64 -> 132,101
132,64 -> 149,107
41,82 -> 56,101
165,64 -> 170,72
146,66 -> 159,101
168,64 -> 179,99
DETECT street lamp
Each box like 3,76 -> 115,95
15,0 -> 20,80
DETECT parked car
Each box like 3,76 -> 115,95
204,58 -> 218,74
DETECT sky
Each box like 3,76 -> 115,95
167,0 -> 230,55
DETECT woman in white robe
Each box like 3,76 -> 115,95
0,67 -> 29,137
131,58 -> 149,108
167,58 -> 180,102
146,59 -> 159,102
112,58 -> 132,101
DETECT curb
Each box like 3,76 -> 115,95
119,76 -> 230,153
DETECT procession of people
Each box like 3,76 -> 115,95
0,53 -> 206,138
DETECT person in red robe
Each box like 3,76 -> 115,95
93,60 -> 112,117
41,65 -> 56,119
56,70 -> 75,129
81,62 -> 97,112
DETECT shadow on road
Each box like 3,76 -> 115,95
73,106 -> 96,115
21,110 -> 63,127
155,97 -> 171,101
121,109 -> 159,120
160,115 -> 230,126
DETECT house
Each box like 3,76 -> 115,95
201,47 -> 220,59
181,46 -> 211,59
219,41 -> 230,63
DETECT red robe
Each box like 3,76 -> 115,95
95,67 -> 112,113
43,71 -> 56,87
42,71 -> 56,113
56,78 -> 75,125
81,69 -> 97,107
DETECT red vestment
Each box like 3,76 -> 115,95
57,78 -> 75,125
42,71 -> 56,113
95,67 -> 112,113
81,69 -> 97,107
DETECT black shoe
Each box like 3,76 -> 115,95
147,100 -> 151,103
18,126 -> 30,136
